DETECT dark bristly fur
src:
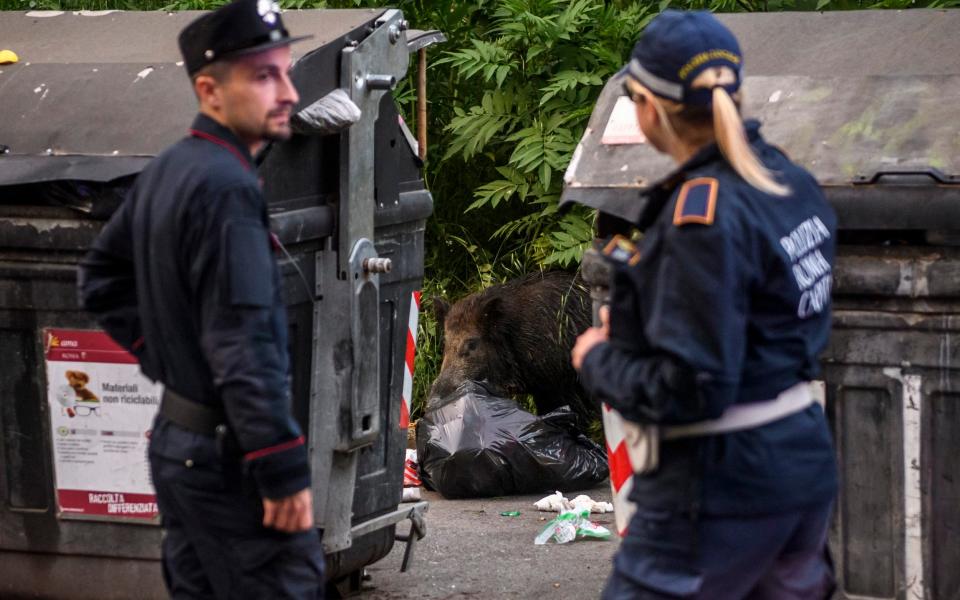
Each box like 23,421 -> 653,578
429,271 -> 597,423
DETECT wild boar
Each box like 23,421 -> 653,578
429,271 -> 596,423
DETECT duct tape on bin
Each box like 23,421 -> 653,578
416,381 -> 609,499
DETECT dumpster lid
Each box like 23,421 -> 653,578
561,9 -> 960,223
0,9 -> 383,185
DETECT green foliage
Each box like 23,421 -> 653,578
435,0 -> 652,272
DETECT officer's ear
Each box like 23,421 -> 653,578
191,61 -> 232,108
193,74 -> 223,110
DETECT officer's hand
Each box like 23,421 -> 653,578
262,488 -> 314,533
571,306 -> 610,371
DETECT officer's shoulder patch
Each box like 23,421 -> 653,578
673,177 -> 718,227
602,235 -> 642,266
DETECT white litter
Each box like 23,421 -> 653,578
533,491 -> 613,514
570,494 -> 614,514
533,491 -> 566,512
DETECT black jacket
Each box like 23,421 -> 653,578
79,114 -> 309,499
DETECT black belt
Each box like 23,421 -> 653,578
160,388 -> 226,437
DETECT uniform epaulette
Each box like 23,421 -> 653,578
602,235 -> 641,266
673,177 -> 718,227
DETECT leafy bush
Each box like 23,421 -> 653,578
396,0 -> 651,411
434,1 -> 651,271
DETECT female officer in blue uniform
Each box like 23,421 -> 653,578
572,11 -> 838,599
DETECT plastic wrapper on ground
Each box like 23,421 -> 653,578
534,509 -> 612,545
416,381 -> 609,499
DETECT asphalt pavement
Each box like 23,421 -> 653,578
358,485 -> 620,599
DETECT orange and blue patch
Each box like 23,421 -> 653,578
603,235 -> 642,266
673,177 -> 719,227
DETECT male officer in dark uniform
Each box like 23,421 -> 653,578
78,1 -> 324,597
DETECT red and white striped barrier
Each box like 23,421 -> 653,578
399,291 -> 421,429
403,449 -> 421,487
602,403 -> 638,537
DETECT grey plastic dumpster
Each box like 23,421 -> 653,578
0,9 -> 439,598
561,10 -> 960,600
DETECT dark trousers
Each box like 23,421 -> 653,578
602,501 -> 835,600
150,417 -> 325,599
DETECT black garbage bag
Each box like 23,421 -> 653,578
416,381 -> 609,499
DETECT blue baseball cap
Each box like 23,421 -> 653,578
624,10 -> 742,107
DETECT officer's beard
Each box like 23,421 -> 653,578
262,108 -> 294,142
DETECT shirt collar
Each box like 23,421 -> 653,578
189,113 -> 255,171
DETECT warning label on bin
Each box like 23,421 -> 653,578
44,329 -> 161,521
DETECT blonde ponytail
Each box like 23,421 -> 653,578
711,85 -> 790,196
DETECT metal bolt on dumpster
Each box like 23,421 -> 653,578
562,10 -> 960,600
0,8 -> 443,598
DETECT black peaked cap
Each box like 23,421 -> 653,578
178,0 -> 311,76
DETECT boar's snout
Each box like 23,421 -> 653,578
428,368 -> 462,404
429,329 -> 494,399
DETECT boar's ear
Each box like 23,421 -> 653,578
429,297 -> 450,350
479,296 -> 504,332
430,297 -> 451,327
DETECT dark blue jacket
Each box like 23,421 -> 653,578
580,122 -> 838,515
79,114 -> 309,500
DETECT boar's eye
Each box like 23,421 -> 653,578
464,338 -> 480,353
